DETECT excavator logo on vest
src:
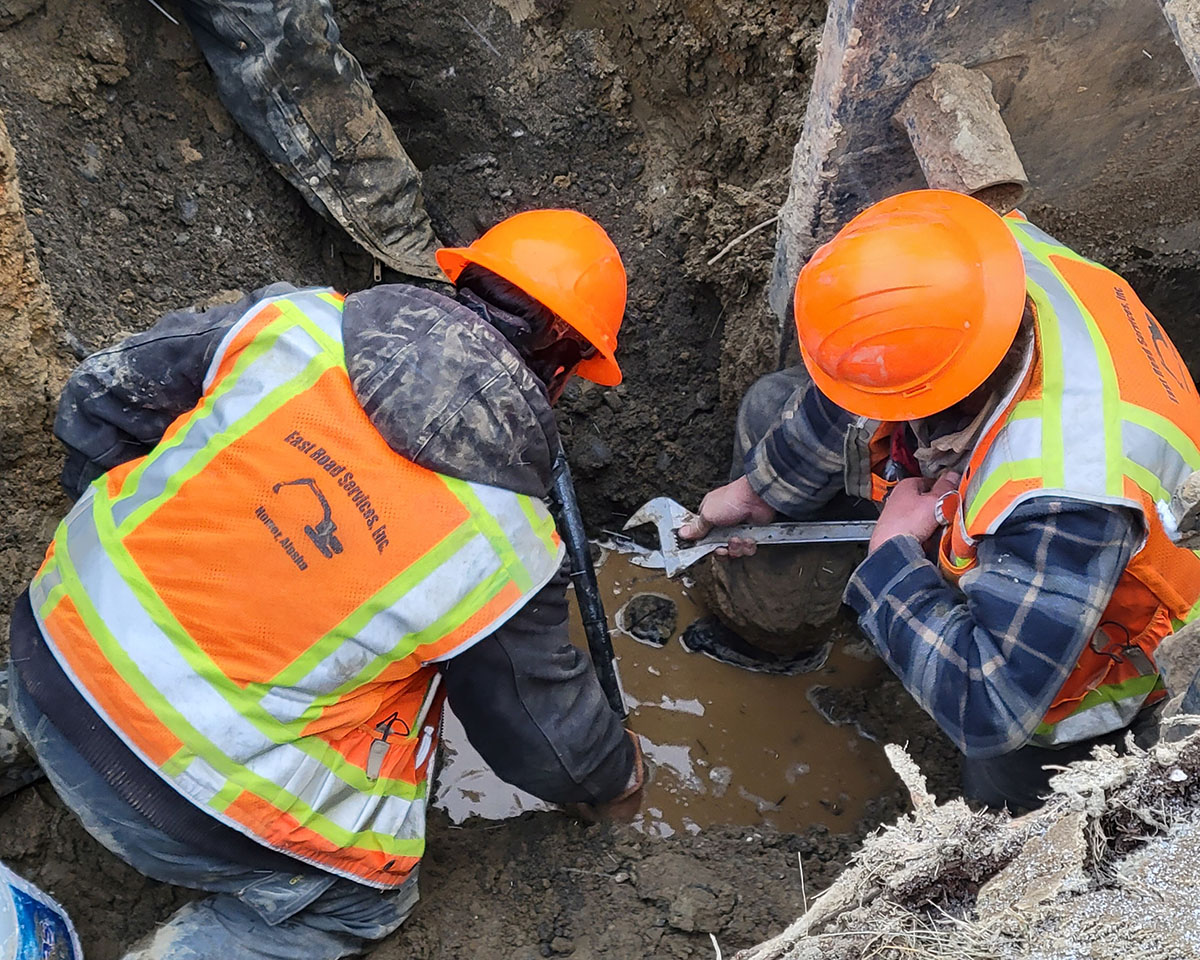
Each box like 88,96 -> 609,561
271,478 -> 344,559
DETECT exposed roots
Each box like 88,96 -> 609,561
738,726 -> 1200,960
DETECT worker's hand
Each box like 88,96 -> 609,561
568,732 -> 647,823
677,476 -> 776,558
868,472 -> 960,554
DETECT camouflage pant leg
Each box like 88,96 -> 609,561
177,0 -> 444,281
0,665 -> 43,799
729,364 -> 814,479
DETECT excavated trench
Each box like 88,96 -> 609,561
4,0 -> 1200,957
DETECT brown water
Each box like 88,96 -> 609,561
433,549 -> 895,836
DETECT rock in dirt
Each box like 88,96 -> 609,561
0,0 -> 41,30
618,593 -> 677,645
681,616 -> 829,676
635,852 -> 737,934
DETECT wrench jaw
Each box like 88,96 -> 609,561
623,496 -> 709,578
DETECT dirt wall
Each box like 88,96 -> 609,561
0,0 -> 826,531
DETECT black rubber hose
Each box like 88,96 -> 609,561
550,449 -> 627,718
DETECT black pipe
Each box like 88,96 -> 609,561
550,449 -> 627,718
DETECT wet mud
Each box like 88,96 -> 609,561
436,553 -> 900,839
602,554 -> 896,836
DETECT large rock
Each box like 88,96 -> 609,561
691,543 -> 864,657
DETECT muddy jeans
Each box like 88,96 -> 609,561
6,669 -> 419,959
178,0 -> 443,281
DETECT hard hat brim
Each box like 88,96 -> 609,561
437,246 -> 623,387
799,205 -> 1026,422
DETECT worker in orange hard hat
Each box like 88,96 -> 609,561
681,188 -> 1200,811
1,209 -> 642,958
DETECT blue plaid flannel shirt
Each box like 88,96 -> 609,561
744,378 -> 1140,758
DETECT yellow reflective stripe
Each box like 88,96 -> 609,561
1014,226 -> 1125,497
519,495 -> 559,556
278,298 -> 343,362
36,582 -> 67,621
440,475 -> 532,592
259,525 -> 478,694
208,780 -> 243,815
161,747 -> 193,778
115,322 -> 337,536
1034,673 -> 1162,738
35,525 -> 70,621
1122,458 -> 1170,503
964,458 -> 1041,528
322,567 -> 515,701
1122,402 -> 1200,471
1009,400 -> 1041,421
112,314 -> 301,516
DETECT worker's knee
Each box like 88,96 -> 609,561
304,874 -> 421,941
731,366 -> 814,475
120,875 -> 419,960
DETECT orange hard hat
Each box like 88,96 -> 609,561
436,209 -> 627,386
794,189 -> 1026,421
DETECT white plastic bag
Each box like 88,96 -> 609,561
0,860 -> 82,960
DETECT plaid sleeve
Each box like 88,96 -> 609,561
843,499 -> 1140,758
743,378 -> 853,518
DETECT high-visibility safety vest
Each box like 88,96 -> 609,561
925,216 -> 1200,746
28,288 -> 564,887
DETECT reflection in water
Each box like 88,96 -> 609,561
432,549 -> 895,835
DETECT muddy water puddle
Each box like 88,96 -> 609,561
434,550 -> 896,837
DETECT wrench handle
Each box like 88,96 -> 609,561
689,519 -> 876,547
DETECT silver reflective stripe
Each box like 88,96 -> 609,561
1022,254 -> 1110,497
965,416 -> 1044,518
110,323 -> 327,530
1125,419 -> 1193,498
256,532 -> 506,724
178,755 -> 226,806
962,324 -> 1037,514
1029,694 -> 1150,747
30,556 -> 66,614
468,480 -> 564,581
203,288 -> 342,392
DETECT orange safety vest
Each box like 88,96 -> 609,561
29,289 -> 564,887
865,216 -> 1200,747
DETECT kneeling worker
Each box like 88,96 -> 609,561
3,209 -> 642,957
683,189 -> 1200,810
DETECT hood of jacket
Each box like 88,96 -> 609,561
341,283 -> 559,497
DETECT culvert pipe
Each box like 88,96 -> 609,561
893,62 -> 1028,214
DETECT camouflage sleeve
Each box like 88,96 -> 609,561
54,285 -> 295,499
440,562 -> 636,804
